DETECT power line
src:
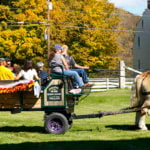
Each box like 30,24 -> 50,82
5,21 -> 47,24
1,21 -> 135,30
59,8 -> 134,17
0,24 -> 142,33
0,7 -> 136,17
0,7 -> 29,10
47,24 -> 142,33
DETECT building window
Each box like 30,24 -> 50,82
142,20 -> 144,28
138,36 -> 140,48
138,60 -> 141,70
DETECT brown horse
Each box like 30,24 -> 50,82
131,71 -> 150,130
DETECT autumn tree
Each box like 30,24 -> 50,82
0,0 -> 47,65
50,0 -> 121,69
0,0 -> 120,69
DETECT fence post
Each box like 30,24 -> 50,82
119,60 -> 125,89
106,78 -> 109,90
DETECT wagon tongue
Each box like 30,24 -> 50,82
71,113 -> 104,119
72,109 -> 138,120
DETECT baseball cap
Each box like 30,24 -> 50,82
36,62 -> 44,68
0,58 -> 6,63
5,58 -> 11,62
54,44 -> 62,50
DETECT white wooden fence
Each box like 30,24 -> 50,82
89,78 -> 134,92
87,60 -> 142,92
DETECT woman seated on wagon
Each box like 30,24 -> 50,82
15,60 -> 40,81
15,60 -> 41,97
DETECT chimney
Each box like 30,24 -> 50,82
148,0 -> 150,9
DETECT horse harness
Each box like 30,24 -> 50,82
141,71 -> 150,95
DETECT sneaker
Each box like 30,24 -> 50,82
69,88 -> 81,94
87,83 -> 94,87
82,83 -> 94,87
82,83 -> 88,87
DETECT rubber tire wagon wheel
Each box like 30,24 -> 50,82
44,112 -> 69,134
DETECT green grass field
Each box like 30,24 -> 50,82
1,89 -> 150,150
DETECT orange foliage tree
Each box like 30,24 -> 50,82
0,0 -> 120,69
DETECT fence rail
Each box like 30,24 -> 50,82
89,78 -> 134,92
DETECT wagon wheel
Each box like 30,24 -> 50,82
44,112 -> 68,134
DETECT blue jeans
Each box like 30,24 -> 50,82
70,69 -> 89,86
63,70 -> 83,87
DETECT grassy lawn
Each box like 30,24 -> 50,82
1,89 -> 150,150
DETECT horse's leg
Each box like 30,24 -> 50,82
138,112 -> 148,130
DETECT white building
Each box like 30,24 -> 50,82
133,0 -> 150,71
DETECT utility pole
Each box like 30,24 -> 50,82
46,0 -> 53,60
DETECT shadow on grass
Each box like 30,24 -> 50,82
1,124 -> 150,133
0,126 -> 45,133
105,124 -> 138,131
0,124 -> 142,133
106,124 -> 150,131
1,138 -> 150,150
0,125 -> 96,133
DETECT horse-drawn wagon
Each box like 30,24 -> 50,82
1,68 -> 150,134
0,71 -> 91,134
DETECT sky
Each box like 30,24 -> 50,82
109,0 -> 147,16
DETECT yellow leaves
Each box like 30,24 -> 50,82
12,0 -> 46,22
21,44 -> 34,56
0,0 -> 121,69
0,5 -> 11,20
13,0 -> 35,9
0,30 -> 9,39
0,28 -> 27,42
25,9 -> 38,21
17,28 -> 27,37
88,56 -> 103,66
0,0 -> 46,62
21,37 -> 40,50
102,56 -> 120,69
0,40 -> 16,57
15,13 -> 26,21
22,41 -> 33,48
